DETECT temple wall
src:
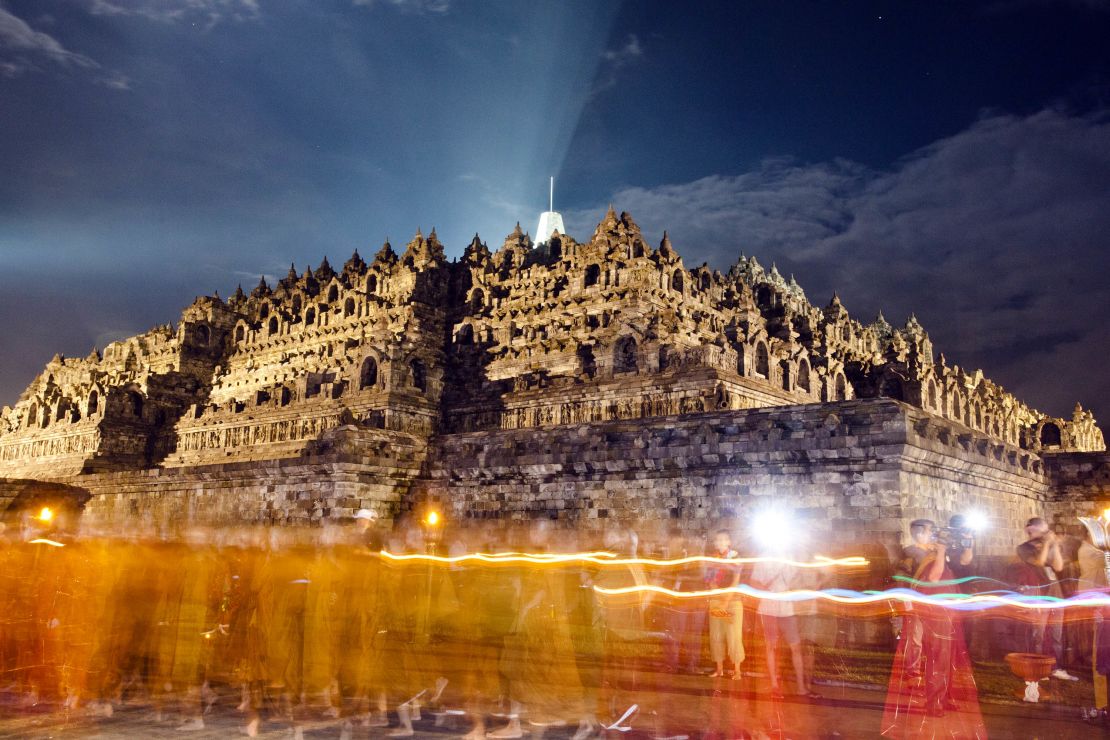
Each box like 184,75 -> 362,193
67,426 -> 428,528
447,367 -> 799,433
1043,451 -> 1110,536
0,398 -> 1088,571
413,398 -> 1050,562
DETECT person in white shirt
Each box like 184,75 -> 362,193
751,555 -> 814,699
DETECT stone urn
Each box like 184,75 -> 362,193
1004,653 -> 1056,702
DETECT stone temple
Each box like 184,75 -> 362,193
1,209 -> 1107,559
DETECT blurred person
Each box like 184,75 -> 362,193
567,529 -> 604,740
340,519 -> 390,730
303,524 -> 348,720
381,522 -> 441,737
258,527 -> 311,739
704,528 -> 743,679
751,548 -> 815,699
166,527 -> 225,731
881,519 -> 985,738
490,520 -> 587,739
596,526 -> 650,732
224,528 -> 267,737
1015,517 -> 1078,681
895,519 -> 933,678
1077,527 -> 1110,714
444,530 -> 509,740
661,529 -> 706,675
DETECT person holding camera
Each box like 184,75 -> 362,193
1016,517 -> 1079,681
882,520 -> 984,737
945,514 -> 975,580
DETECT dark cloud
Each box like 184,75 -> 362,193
566,108 -> 1110,424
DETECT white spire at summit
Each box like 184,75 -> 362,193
535,175 -> 565,246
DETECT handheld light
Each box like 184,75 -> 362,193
37,506 -> 54,524
963,510 -> 988,532
424,510 -> 440,527
751,509 -> 794,550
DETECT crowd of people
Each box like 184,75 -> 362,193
0,508 -> 1106,739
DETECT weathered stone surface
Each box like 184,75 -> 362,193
0,211 -> 1104,538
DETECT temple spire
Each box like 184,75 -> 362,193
535,176 -> 565,246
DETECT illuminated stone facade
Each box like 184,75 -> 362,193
0,210 -> 1104,542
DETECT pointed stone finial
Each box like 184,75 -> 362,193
343,249 -> 366,274
657,231 -> 675,258
287,263 -> 297,280
374,239 -> 397,264
512,221 -> 523,237
315,256 -> 336,281
429,227 -> 438,240
415,227 -> 423,239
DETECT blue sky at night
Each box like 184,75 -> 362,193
2,0 -> 1110,423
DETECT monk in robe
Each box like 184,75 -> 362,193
339,525 -> 389,728
490,520 -> 587,738
258,528 -> 310,739
168,528 -> 225,730
881,519 -> 985,739
302,525 -> 348,719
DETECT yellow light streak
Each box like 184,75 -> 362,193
29,538 -> 65,547
379,550 -> 868,568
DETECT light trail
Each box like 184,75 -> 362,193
28,538 -> 65,547
379,550 -> 869,568
593,583 -> 1110,611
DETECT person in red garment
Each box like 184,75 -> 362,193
881,519 -> 986,739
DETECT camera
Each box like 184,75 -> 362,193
935,526 -> 973,549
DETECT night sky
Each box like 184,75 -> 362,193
2,1 -> 1109,426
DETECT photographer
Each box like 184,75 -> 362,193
882,520 -> 984,735
1016,517 -> 1078,681
945,514 -> 975,581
